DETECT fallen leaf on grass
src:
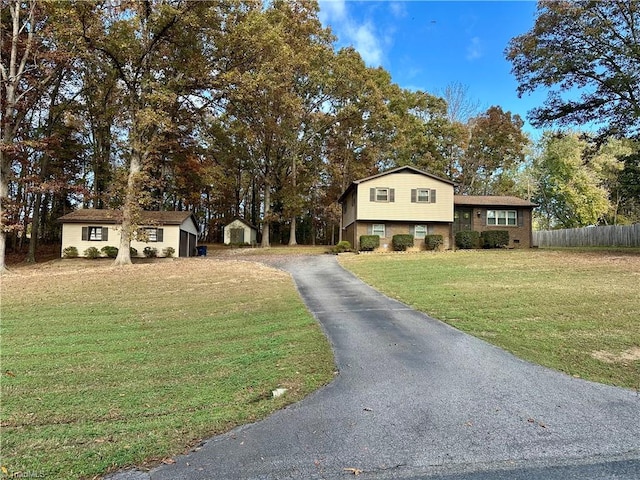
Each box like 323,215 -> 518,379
161,458 -> 176,465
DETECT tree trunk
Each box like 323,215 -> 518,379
288,216 -> 297,246
261,182 -> 271,248
113,132 -> 143,265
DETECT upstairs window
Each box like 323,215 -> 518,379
487,210 -> 517,226
370,187 -> 395,202
411,188 -> 437,203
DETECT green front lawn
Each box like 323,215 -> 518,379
0,259 -> 334,479
340,248 -> 640,390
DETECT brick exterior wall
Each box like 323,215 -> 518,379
466,207 -> 534,248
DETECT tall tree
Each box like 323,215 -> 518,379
74,0 -> 223,264
506,0 -> 640,141
0,0 -> 72,272
457,106 -> 529,194
532,132 -> 610,228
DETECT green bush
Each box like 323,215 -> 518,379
143,246 -> 158,258
455,230 -> 480,249
130,247 -> 138,257
101,246 -> 118,258
481,230 -> 509,249
63,246 -> 78,258
162,246 -> 176,257
392,234 -> 414,251
359,235 -> 380,251
84,247 -> 100,259
425,234 -> 444,251
331,241 -> 352,254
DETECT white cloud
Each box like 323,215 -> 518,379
389,2 -> 408,19
466,36 -> 483,60
318,0 -> 387,67
349,22 -> 384,65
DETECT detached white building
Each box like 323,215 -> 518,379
59,209 -> 199,257
223,218 -> 258,245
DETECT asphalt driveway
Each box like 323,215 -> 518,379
109,255 -> 639,479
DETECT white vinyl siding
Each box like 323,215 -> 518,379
62,223 -> 184,258
358,172 -> 453,222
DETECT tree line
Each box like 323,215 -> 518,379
2,0 -> 638,269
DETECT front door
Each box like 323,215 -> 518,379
453,208 -> 473,233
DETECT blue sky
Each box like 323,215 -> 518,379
318,0 -> 546,138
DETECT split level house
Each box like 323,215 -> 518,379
59,209 -> 199,258
338,166 -> 537,250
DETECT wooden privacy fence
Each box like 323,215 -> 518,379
533,224 -> 640,247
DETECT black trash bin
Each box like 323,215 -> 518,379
196,245 -> 207,256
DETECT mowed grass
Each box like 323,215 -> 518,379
0,258 -> 334,479
339,248 -> 640,390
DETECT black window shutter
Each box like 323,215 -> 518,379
481,210 -> 487,224
157,228 -> 164,242
367,224 -> 372,235
518,211 -> 523,227
82,227 -> 88,241
389,188 -> 395,202
370,188 -> 376,201
102,227 -> 108,241
411,189 -> 417,203
431,189 -> 436,203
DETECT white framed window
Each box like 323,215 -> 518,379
417,188 -> 430,203
487,210 -> 517,226
88,226 -> 102,241
372,224 -> 385,237
370,187 -> 394,202
376,188 -> 389,202
414,225 -> 428,239
82,226 -> 108,242
146,228 -> 158,242
137,227 -> 163,242
411,188 -> 436,203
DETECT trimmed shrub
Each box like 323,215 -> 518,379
425,234 -> 444,251
455,230 -> 480,249
331,241 -> 352,254
162,246 -> 176,257
392,234 -> 414,251
84,246 -> 100,259
481,230 -> 509,249
359,235 -> 380,251
101,246 -> 118,258
130,247 -> 138,257
62,246 -> 78,258
143,246 -> 158,258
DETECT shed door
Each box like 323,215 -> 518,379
230,228 -> 244,244
179,230 -> 189,257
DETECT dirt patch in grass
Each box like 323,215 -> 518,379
591,347 -> 640,364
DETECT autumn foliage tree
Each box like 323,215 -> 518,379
507,0 -> 640,141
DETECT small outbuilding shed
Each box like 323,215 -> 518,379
59,209 -> 199,257
223,218 -> 258,245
